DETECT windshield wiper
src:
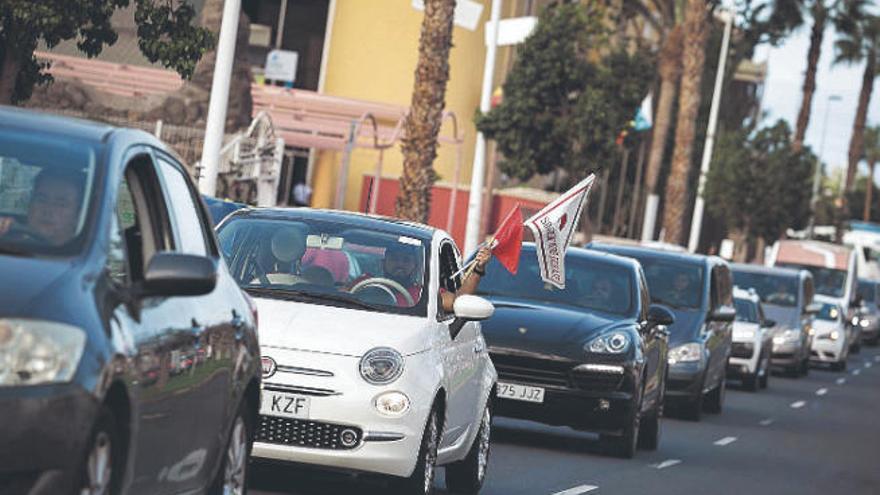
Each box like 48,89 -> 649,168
243,287 -> 385,312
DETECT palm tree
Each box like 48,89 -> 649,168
396,0 -> 456,223
835,0 -> 880,192
661,0 -> 709,244
863,126 -> 880,220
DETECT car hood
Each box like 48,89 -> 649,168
0,255 -> 73,316
664,308 -> 705,347
480,296 -> 633,361
763,304 -> 801,330
253,297 -> 433,357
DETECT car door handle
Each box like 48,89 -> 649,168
473,341 -> 485,354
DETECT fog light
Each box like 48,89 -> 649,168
598,399 -> 611,411
375,391 -> 410,417
339,428 -> 359,447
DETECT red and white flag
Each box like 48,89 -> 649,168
525,174 -> 596,289
490,204 -> 523,275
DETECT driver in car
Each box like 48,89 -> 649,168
0,168 -> 84,246
666,272 -> 695,307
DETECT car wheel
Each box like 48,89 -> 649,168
79,407 -> 123,495
704,375 -> 725,414
637,404 -> 661,451
446,403 -> 491,494
209,404 -> 252,495
602,402 -> 640,459
759,354 -> 770,389
851,342 -> 862,354
395,408 -> 439,495
831,360 -> 847,372
743,373 -> 759,392
799,357 -> 810,377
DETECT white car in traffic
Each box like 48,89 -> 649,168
810,295 -> 850,371
729,288 -> 774,391
217,208 -> 497,495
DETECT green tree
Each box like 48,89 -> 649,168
704,120 -> 815,256
475,2 -> 654,182
0,0 -> 213,104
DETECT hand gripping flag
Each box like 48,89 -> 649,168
490,204 -> 523,274
525,174 -> 596,289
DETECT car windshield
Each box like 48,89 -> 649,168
857,281 -> 877,306
0,132 -> 97,256
817,303 -> 841,322
734,298 -> 758,323
476,252 -> 635,316
778,263 -> 847,298
217,217 -> 429,316
732,271 -> 799,307
634,257 -> 704,310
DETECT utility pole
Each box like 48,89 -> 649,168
463,0 -> 502,255
198,0 -> 242,197
687,8 -> 733,253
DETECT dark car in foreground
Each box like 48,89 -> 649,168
730,264 -> 816,376
0,107 -> 260,495
856,279 -> 880,345
588,243 -> 734,421
477,244 -> 673,458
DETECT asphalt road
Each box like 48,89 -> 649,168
250,347 -> 880,495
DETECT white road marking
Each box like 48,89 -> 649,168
865,362 -> 872,369
836,378 -> 847,385
874,355 -> 880,362
791,400 -> 807,409
653,459 -> 682,470
759,418 -> 774,426
714,436 -> 737,446
552,485 -> 599,495
816,388 -> 828,396
853,369 -> 862,376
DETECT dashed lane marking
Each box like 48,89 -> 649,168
816,388 -> 828,396
836,378 -> 847,385
653,459 -> 682,470
865,362 -> 872,369
759,418 -> 774,426
551,484 -> 599,495
714,436 -> 737,446
791,400 -> 807,409
874,355 -> 880,362
853,369 -> 862,376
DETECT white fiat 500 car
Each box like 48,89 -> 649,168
217,208 -> 497,494
729,288 -> 775,391
810,295 -> 850,371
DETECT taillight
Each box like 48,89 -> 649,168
243,290 -> 258,333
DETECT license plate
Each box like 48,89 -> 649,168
261,391 -> 311,419
496,382 -> 545,403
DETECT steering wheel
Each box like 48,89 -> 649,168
350,277 -> 415,306
2,222 -> 51,245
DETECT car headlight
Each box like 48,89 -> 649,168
374,391 -> 411,416
818,330 -> 841,341
668,342 -> 702,364
0,319 -> 86,387
860,319 -> 870,328
852,316 -> 860,326
359,347 -> 404,385
773,329 -> 799,345
585,332 -> 631,354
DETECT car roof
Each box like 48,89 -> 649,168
224,207 -> 439,242
813,294 -> 841,306
730,262 -> 804,279
774,239 -> 853,270
0,106 -> 116,143
587,241 -> 717,267
521,242 -> 642,271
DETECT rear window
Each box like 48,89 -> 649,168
634,257 -> 705,310
734,298 -> 758,323
732,271 -> 800,307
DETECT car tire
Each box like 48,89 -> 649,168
832,360 -> 847,372
446,403 -> 492,494
637,405 -> 661,451
800,357 -> 810,377
602,408 -> 639,459
704,375 -> 725,414
743,373 -> 759,392
759,354 -> 770,389
78,406 -> 123,495
208,403 -> 252,495
395,408 -> 439,495
851,342 -> 862,354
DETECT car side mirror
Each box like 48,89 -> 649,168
805,302 -> 822,315
761,319 -> 776,328
449,295 -> 494,340
648,304 -> 675,326
709,306 -> 736,322
142,252 -> 218,297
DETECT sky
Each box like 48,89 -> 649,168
754,22 -> 880,180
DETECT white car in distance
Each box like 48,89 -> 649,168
729,288 -> 775,391
810,295 -> 850,371
217,209 -> 498,495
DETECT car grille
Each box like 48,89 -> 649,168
731,342 -> 754,359
255,416 -> 362,450
491,352 -> 623,392
570,370 -> 624,392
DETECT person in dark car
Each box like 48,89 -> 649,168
667,272 -> 697,307
0,168 -> 85,246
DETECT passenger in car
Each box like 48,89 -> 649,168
0,168 -> 85,246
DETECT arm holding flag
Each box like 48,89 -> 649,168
440,246 -> 493,313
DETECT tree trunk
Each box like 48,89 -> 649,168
846,51 -> 876,192
0,43 -> 21,105
644,26 -> 683,198
396,0 -> 456,223
793,2 -> 827,152
864,161 -> 875,221
661,0 -> 708,245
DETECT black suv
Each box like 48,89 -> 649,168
589,243 -> 734,421
0,107 -> 260,495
